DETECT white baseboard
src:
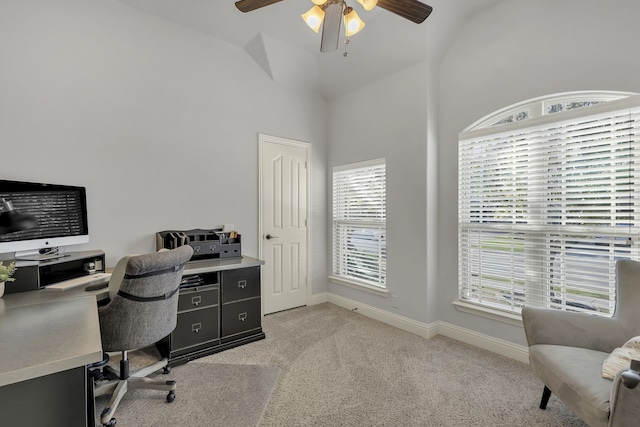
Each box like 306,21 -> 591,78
325,293 -> 439,340
438,321 -> 530,364
309,292 -> 329,306
310,292 -> 529,364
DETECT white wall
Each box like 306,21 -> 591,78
438,0 -> 640,345
0,0 -> 329,295
5,0 -> 639,349
327,62 -> 430,323
326,0 -> 640,344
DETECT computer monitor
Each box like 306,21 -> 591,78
0,179 -> 89,260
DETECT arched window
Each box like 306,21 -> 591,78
466,91 -> 635,130
458,91 -> 640,317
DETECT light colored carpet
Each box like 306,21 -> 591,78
94,362 -> 280,426
199,303 -> 590,427
95,303 -> 591,426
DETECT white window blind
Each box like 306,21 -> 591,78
332,158 -> 387,288
459,96 -> 640,316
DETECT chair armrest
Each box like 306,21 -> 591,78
609,366 -> 640,427
522,306 -> 626,353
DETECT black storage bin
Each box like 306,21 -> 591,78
156,228 -> 241,260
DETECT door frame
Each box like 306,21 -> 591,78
258,134 -> 312,315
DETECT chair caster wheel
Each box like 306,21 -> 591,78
167,391 -> 176,402
163,365 -> 171,374
103,418 -> 116,426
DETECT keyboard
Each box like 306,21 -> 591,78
46,273 -> 112,291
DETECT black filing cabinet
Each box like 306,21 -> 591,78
159,261 -> 265,366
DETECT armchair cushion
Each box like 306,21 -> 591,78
602,336 -> 640,379
529,344 -> 612,427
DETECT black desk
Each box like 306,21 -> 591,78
0,255 -> 265,426
0,288 -> 104,426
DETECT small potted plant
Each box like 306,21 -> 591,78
0,261 -> 16,297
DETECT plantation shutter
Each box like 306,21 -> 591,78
332,158 -> 387,288
458,96 -> 640,315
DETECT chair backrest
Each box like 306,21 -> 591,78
98,245 -> 193,352
613,259 -> 640,340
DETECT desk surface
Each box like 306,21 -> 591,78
0,294 -> 103,387
184,255 -> 264,275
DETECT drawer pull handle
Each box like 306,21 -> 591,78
238,280 -> 247,289
192,296 -> 201,306
239,312 -> 247,322
193,246 -> 201,252
192,323 -> 202,333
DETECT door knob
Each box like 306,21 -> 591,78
265,234 -> 279,240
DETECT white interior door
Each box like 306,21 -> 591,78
259,134 -> 310,315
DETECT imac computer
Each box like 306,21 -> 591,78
0,179 -> 89,260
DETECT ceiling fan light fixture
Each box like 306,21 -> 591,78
236,0 -> 433,53
343,7 -> 365,37
302,5 -> 326,33
356,0 -> 378,11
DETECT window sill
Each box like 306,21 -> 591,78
452,301 -> 523,327
329,276 -> 389,297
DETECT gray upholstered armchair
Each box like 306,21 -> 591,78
522,259 -> 640,427
94,245 -> 193,427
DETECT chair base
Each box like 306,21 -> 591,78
94,354 -> 175,426
88,352 -> 113,381
540,385 -> 552,409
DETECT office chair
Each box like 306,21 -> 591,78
93,245 -> 193,427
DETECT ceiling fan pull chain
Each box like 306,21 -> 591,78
343,38 -> 350,57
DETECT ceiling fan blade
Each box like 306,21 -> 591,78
376,0 -> 433,24
320,2 -> 343,52
235,0 -> 284,13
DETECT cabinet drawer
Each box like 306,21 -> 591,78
188,241 -> 220,257
172,306 -> 219,350
220,243 -> 241,258
221,267 -> 260,303
221,298 -> 261,338
178,285 -> 219,312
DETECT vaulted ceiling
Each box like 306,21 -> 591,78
115,0 -> 501,100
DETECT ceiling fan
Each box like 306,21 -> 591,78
235,0 -> 433,53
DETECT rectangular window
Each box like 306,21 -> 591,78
459,97 -> 640,316
332,158 -> 387,289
